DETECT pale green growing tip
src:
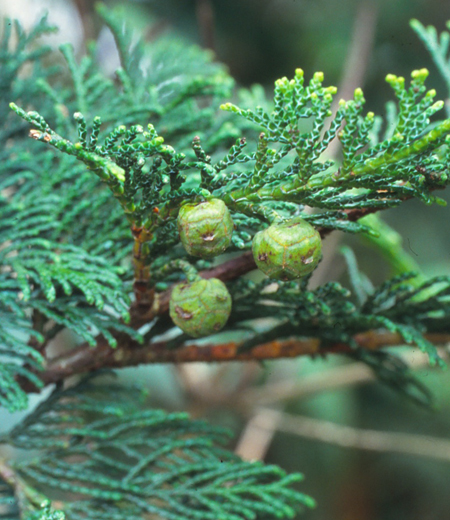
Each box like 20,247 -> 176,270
325,86 -> 337,94
313,71 -> 324,82
295,68 -> 304,78
412,68 -> 429,79
385,74 -> 405,87
354,87 -> 364,99
432,100 -> 444,110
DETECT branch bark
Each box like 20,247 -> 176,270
27,331 -> 450,392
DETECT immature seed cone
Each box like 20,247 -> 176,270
177,199 -> 234,258
252,218 -> 322,280
169,277 -> 232,338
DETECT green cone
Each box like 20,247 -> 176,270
252,218 -> 322,280
169,277 -> 232,338
177,199 -> 234,258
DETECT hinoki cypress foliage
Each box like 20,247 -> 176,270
1,5 -> 450,519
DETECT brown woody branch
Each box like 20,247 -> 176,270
29,331 -> 450,392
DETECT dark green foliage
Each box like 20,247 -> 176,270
228,254 -> 450,406
220,68 -> 450,212
12,57 -> 450,251
0,13 -> 144,411
0,9 -> 317,519
0,0 -> 232,410
5,3 -> 450,401
3,375 -> 314,520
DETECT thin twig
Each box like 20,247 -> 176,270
235,348 -> 447,461
235,406 -> 284,461
243,348 -> 448,406
250,407 -> 450,463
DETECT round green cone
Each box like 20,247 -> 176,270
169,277 -> 232,338
177,199 -> 234,258
252,218 -> 322,280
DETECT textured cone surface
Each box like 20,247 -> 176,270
169,278 -> 232,338
177,199 -> 234,258
252,218 -> 322,280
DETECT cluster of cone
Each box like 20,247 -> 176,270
169,199 -> 322,337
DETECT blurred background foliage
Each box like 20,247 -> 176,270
1,0 -> 450,518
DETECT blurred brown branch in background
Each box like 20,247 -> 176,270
232,348 -> 448,463
196,0 -> 215,51
243,407 -> 450,463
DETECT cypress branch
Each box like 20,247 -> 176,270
2,6 -> 450,518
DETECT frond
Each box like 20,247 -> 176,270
6,376 -> 315,520
0,276 -> 44,412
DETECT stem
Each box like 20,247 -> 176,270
131,224 -> 154,307
22,331 -> 450,392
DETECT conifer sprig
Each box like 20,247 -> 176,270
2,8 -> 450,519
12,65 -> 450,247
5,376 -> 315,520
